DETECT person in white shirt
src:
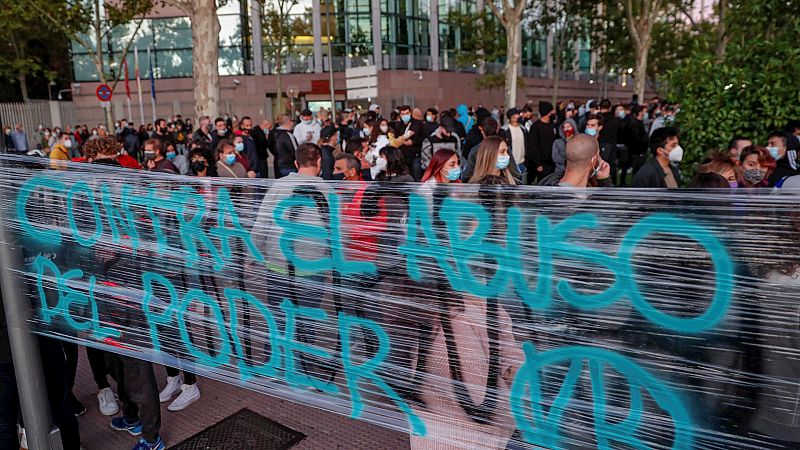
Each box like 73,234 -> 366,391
293,108 -> 321,145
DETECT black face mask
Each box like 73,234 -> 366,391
332,172 -> 346,181
191,160 -> 207,173
160,127 -> 168,134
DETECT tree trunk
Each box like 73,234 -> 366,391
714,0 -> 729,63
504,20 -> 521,109
188,0 -> 220,120
633,36 -> 650,102
17,75 -> 30,102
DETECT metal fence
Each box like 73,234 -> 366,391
0,100 -> 103,150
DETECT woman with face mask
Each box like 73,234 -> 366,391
738,145 -> 775,188
231,134 -> 257,178
468,136 -> 518,185
421,149 -> 462,185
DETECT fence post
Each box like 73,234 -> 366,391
0,157 -> 63,450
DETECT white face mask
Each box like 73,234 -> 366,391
668,145 -> 684,163
375,157 -> 388,172
380,125 -> 389,134
63,139 -> 72,148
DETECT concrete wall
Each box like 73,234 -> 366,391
72,71 -> 645,123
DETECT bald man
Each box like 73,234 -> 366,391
539,134 -> 612,187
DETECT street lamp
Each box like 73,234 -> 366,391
48,81 -> 57,101
57,89 -> 72,100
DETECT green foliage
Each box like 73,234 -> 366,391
446,10 -> 506,69
667,0 -> 800,169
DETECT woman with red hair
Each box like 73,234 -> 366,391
421,148 -> 462,184
738,145 -> 776,188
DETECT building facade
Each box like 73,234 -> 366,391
70,0 -> 637,122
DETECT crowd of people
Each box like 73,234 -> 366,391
5,95 -> 800,189
2,96 -> 800,450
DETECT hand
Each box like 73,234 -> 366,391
146,159 -> 156,170
247,171 -> 257,178
595,159 -> 611,179
536,165 -> 544,173
403,130 -> 415,139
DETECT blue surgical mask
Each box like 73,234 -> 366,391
401,114 -> 411,123
767,146 -> 780,159
166,151 -> 176,160
585,128 -> 598,137
729,181 -> 738,188
446,166 -> 462,181
224,154 -> 236,165
235,142 -> 244,152
495,155 -> 510,170
426,115 -> 435,123
617,111 -> 626,119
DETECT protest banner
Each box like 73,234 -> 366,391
2,154 -> 799,449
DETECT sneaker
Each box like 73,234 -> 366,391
158,376 -> 182,403
69,393 -> 87,417
132,436 -> 165,450
110,416 -> 143,436
167,383 -> 200,411
97,387 -> 119,416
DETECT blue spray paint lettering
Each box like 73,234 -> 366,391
224,288 -> 279,381
66,181 -> 104,247
16,175 -> 65,245
171,186 -> 224,269
101,184 -> 139,249
210,187 -> 264,266
33,255 -> 120,339
338,312 -> 426,436
178,288 -> 232,368
273,193 -> 376,276
510,342 -> 693,449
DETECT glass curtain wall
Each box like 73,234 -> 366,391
262,0 -> 314,74
71,0 -> 249,82
381,0 -> 431,70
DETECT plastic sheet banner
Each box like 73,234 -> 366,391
2,154 -> 800,449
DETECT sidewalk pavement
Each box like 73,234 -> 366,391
71,349 -> 410,450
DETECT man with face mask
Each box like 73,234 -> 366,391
393,104 -> 425,180
49,132 -> 73,162
766,131 -> 799,186
152,118 -> 171,147
293,109 -> 321,145
420,115 -> 461,172
527,101 -> 559,184
211,117 -> 231,150
539,134 -> 612,187
632,126 -> 683,188
333,153 -> 362,181
318,125 -> 338,180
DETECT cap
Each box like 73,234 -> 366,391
440,116 -> 457,133
300,108 -> 313,117
506,108 -> 520,119
539,101 -> 554,117
369,104 -> 381,112
321,125 -> 338,140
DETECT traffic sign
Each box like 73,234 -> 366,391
96,84 -> 113,102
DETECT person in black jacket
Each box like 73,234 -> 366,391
272,114 -> 300,178
393,105 -> 426,181
319,125 -> 337,180
632,126 -> 683,188
526,101 -> 558,184
463,107 -> 491,160
766,131 -> 799,186
250,119 -> 270,178
619,105 -> 649,186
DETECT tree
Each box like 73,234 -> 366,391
622,0 -> 673,101
488,0 -> 527,109
262,0 -> 310,117
533,0 -> 590,104
0,1 -> 54,101
164,0 -> 223,120
667,0 -> 800,168
30,0 -> 153,127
